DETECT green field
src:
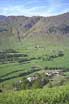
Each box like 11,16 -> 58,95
0,36 -> 69,88
0,35 -> 69,104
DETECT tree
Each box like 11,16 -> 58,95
58,51 -> 64,57
21,77 -> 31,90
32,79 -> 42,89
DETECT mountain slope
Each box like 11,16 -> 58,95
0,12 -> 69,50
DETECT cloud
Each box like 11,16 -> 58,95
0,0 -> 69,16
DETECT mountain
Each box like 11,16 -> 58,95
0,12 -> 69,50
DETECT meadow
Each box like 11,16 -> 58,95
0,37 -> 69,89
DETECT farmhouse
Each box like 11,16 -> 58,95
27,76 -> 38,82
46,70 -> 63,77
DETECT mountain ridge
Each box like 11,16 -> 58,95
0,12 -> 69,49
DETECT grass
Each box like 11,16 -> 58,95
0,84 -> 69,104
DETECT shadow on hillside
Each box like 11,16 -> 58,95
0,70 -> 24,78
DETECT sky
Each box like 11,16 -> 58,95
0,0 -> 69,16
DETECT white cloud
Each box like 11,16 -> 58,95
0,0 -> 69,16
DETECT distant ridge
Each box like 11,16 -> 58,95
0,12 -> 69,49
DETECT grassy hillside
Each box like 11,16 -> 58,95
0,13 -> 69,93
0,84 -> 69,104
